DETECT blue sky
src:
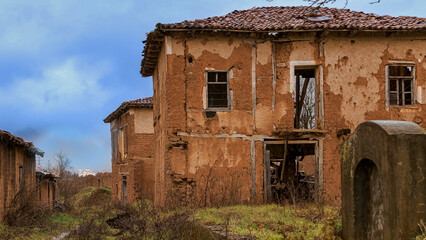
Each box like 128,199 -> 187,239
0,0 -> 424,172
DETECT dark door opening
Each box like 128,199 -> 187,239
354,159 -> 384,240
122,176 -> 127,202
264,142 -> 317,203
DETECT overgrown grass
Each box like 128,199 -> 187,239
0,212 -> 79,240
49,213 -> 79,229
194,204 -> 342,240
1,187 -> 347,240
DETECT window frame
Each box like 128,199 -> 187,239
205,70 -> 231,111
386,63 -> 416,107
293,67 -> 318,129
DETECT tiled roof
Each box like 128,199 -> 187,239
104,97 -> 153,123
160,6 -> 425,31
140,6 -> 425,77
0,130 -> 44,156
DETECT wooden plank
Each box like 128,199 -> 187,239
280,137 -> 289,181
264,148 -> 272,203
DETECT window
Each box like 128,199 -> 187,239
294,68 -> 316,129
112,131 -> 118,161
19,166 -> 23,190
112,126 -> 127,162
206,71 -> 229,109
118,128 -> 125,159
388,65 -> 414,106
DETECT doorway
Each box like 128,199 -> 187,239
122,175 -> 127,202
264,141 -> 318,203
354,159 -> 384,240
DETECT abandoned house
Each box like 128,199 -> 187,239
0,130 -> 44,218
104,97 -> 154,202
140,6 -> 426,207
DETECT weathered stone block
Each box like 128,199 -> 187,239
341,120 -> 426,240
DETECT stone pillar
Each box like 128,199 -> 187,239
341,120 -> 426,240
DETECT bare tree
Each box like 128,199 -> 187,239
266,0 -> 381,7
54,151 -> 71,178
299,78 -> 316,129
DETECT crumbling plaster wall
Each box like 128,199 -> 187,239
153,31 -> 425,206
152,39 -> 170,206
321,32 -> 426,203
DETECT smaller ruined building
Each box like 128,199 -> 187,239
341,121 -> 426,240
104,97 -> 154,202
36,167 -> 57,210
0,130 -> 45,218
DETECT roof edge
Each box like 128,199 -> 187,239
104,98 -> 153,123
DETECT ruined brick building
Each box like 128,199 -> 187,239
0,130 -> 46,218
140,6 -> 426,206
36,168 -> 57,210
104,97 -> 154,202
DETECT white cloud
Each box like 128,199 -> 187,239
0,0 -> 137,56
0,57 -> 111,112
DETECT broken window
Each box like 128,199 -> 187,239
388,65 -> 414,106
264,142 -> 317,203
294,68 -> 316,129
206,71 -> 229,109
116,126 -> 128,161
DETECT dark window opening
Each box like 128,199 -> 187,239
294,68 -> 316,129
207,71 -> 229,109
122,176 -> 127,202
264,143 -> 317,204
19,166 -> 23,190
388,65 -> 414,106
112,131 -> 119,162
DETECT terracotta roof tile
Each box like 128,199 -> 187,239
141,6 -> 425,77
104,97 -> 153,123
159,6 -> 425,31
0,130 -> 44,156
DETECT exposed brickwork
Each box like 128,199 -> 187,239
105,101 -> 154,203
0,130 -> 41,219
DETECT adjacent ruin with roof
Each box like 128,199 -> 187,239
104,97 -> 154,202
138,6 -> 425,207
0,130 -> 56,219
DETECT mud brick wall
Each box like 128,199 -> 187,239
109,108 -> 154,203
0,139 -> 36,219
37,179 -> 56,209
